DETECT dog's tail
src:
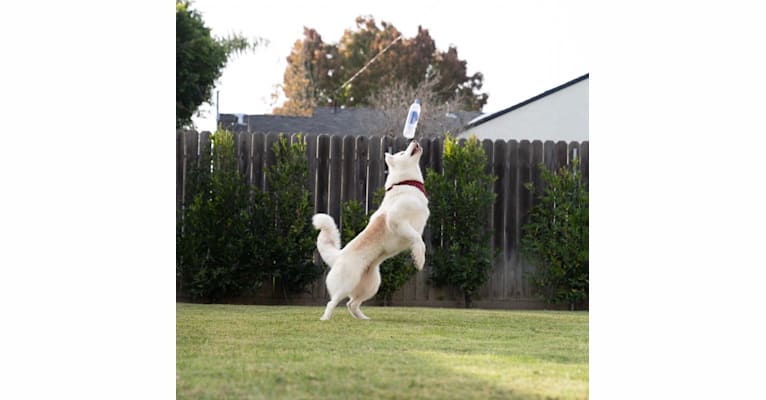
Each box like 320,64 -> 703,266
312,213 -> 341,267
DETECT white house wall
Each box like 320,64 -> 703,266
464,79 -> 589,142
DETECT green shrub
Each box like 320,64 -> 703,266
340,199 -> 368,245
176,129 -> 262,302
425,134 -> 496,308
261,134 -> 323,299
340,187 -> 418,306
521,158 -> 589,310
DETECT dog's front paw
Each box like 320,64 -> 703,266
413,241 -> 426,270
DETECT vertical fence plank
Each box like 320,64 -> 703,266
580,141 -> 589,188
306,134 -> 318,211
554,141 -> 568,171
517,140 -> 533,297
382,136 -> 393,186
304,133 -> 323,297
183,130 -> 199,205
412,136 -> 431,302
568,141 -> 580,167
482,138 -> 495,240
418,137 -> 436,302
341,135 -> 355,206
541,140 -> 557,229
524,140 -> 545,297
176,130 -> 184,209
491,140 -> 507,300
328,135 -> 343,222
543,140 -> 556,173
382,135 -> 394,154
289,132 -> 301,146
238,132 -> 253,181
315,135 -> 331,214
199,131 -> 212,162
367,136 -> 384,208
354,136 -> 369,211
199,131 -> 212,180
418,138 -> 434,172
477,138 -> 495,300
531,140 -> 544,209
418,137 -> 431,172
251,133 -> 265,191
291,133 -> 308,195
430,136 -> 444,174
515,140 -> 532,296
504,140 -> 519,298
394,136 -> 409,153
263,133 -> 279,192
482,139 -> 494,175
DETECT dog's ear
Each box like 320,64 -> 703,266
384,152 -> 393,167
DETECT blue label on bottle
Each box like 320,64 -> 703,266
409,111 -> 419,124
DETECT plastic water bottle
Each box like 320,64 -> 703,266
402,99 -> 421,139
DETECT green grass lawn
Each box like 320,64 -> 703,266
177,303 -> 588,399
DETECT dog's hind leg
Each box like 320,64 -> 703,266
347,263 -> 382,320
320,294 -> 344,321
347,298 -> 370,320
321,264 -> 357,321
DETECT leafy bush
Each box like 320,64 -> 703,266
340,187 -> 418,306
521,158 -> 589,310
261,134 -> 323,299
425,134 -> 496,307
176,129 -> 261,302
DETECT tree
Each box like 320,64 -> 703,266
176,1 -> 263,128
274,16 -> 488,116
425,134 -> 496,307
273,28 -> 340,116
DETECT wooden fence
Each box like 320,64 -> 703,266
177,130 -> 589,309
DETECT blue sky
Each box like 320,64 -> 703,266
189,0 -> 588,132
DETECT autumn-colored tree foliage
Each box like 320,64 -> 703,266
274,16 -> 488,116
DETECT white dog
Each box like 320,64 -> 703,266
312,140 -> 430,320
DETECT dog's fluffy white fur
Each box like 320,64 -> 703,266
312,140 -> 429,320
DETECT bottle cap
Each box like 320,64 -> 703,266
414,99 -> 420,104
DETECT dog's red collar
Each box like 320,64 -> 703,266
386,180 -> 427,198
